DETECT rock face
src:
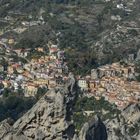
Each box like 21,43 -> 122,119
73,115 -> 107,140
106,104 -> 140,140
85,117 -> 107,140
13,90 -> 67,140
0,87 -> 76,140
0,73 -> 77,140
0,119 -> 12,139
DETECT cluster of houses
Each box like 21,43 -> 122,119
0,28 -> 140,109
0,41 -> 69,97
78,62 -> 140,109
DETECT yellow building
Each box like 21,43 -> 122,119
2,81 -> 10,88
57,68 -> 63,73
36,47 -> 44,52
89,81 -> 95,90
7,66 -> 14,74
48,79 -> 56,89
33,79 -> 49,85
24,84 -> 38,97
95,96 -> 101,100
98,87 -> 106,92
122,68 -> 129,75
8,39 -> 15,44
44,56 -> 50,61
100,80 -> 106,87
50,55 -> 57,60
17,68 -> 24,73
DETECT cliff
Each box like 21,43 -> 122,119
0,76 -> 107,140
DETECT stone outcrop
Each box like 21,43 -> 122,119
122,104 -> 140,123
0,73 -> 77,140
0,119 -> 13,139
73,115 -> 107,140
106,104 -> 140,140
0,87 -> 76,140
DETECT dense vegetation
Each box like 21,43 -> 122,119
0,93 -> 36,122
73,96 -> 121,131
0,85 -> 47,122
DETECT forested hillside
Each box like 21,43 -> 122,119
0,0 -> 140,74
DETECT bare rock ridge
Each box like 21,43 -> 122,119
0,119 -> 12,139
107,103 -> 140,140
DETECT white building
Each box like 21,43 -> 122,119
117,4 -> 124,9
78,79 -> 88,90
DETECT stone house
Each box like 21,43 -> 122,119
8,39 -> 15,44
100,80 -> 106,87
14,49 -> 29,57
7,66 -> 14,74
36,47 -> 44,52
14,49 -> 21,56
49,47 -> 58,55
33,79 -> 49,86
50,54 -> 57,60
2,80 -> 10,88
57,68 -> 63,74
89,80 -> 100,91
48,79 -> 56,89
89,81 -> 95,90
24,84 -> 38,97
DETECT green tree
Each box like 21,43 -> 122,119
36,86 -> 47,100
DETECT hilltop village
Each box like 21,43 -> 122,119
78,62 -> 140,109
0,40 -> 68,97
0,37 -> 140,110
